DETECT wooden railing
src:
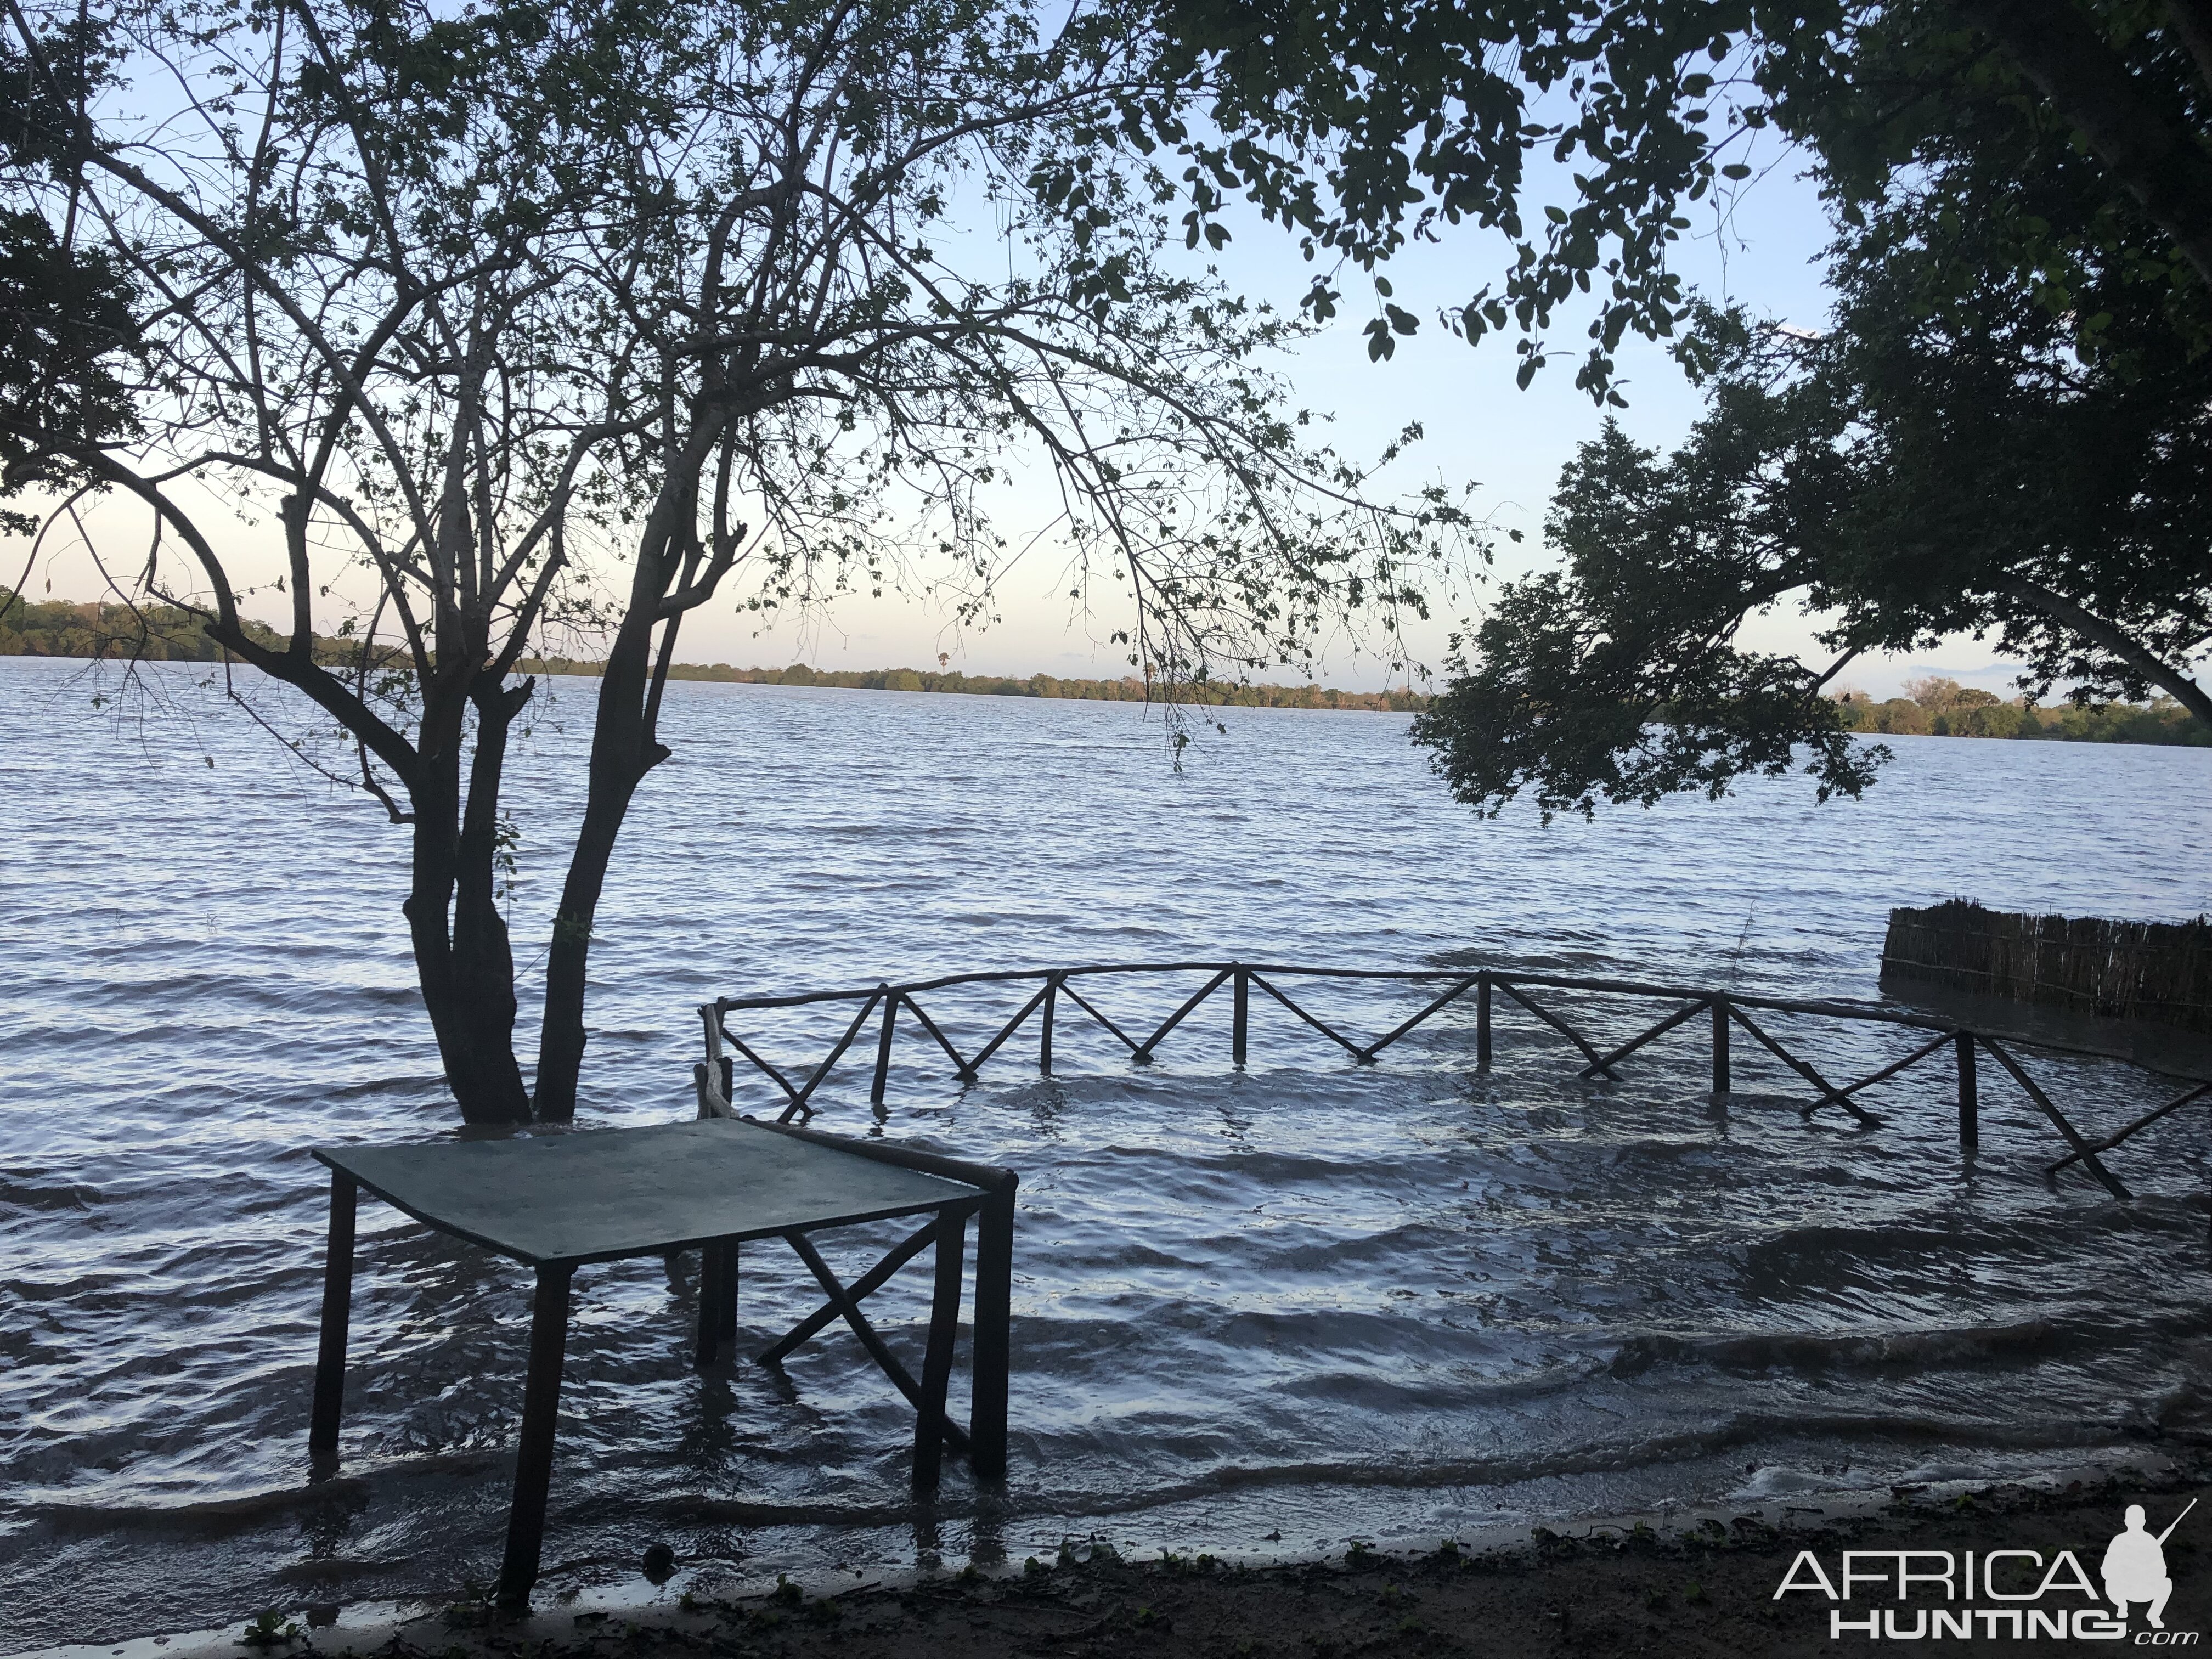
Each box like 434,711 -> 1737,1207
696,963 -> 2212,1204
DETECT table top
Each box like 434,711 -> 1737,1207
314,1118 -> 984,1266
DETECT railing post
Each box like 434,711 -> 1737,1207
1232,964 -> 1249,1068
1476,971 -> 1492,1069
1711,997 -> 1730,1097
870,988 -> 899,1107
1039,974 -> 1057,1075
698,1005 -> 735,1117
1955,1032 -> 1978,1150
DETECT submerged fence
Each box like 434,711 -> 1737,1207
1883,900 -> 2212,1035
697,962 -> 2212,1204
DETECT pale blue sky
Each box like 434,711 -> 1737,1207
704,158 -> 2024,699
21,138 -> 2038,700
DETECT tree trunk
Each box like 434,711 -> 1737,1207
530,793 -> 631,1122
407,678 -> 534,1126
1999,575 -> 2212,727
406,832 -> 534,1123
527,419 -> 728,1121
530,582 -> 670,1121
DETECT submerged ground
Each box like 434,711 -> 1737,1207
3,656 -> 2209,1650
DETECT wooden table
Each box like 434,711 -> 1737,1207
306,1116 -> 1015,1609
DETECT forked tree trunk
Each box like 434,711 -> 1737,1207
405,676 -> 534,1125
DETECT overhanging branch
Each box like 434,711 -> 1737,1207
1999,574 -> 2212,726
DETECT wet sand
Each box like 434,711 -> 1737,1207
181,1474 -> 2212,1659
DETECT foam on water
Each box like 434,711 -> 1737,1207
3,654 -> 2210,1648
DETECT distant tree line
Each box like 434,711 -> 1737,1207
12,594 -> 2202,736
0,591 -> 273,662
521,656 -> 1426,712
0,590 -> 402,667
0,591 -> 1422,709
1830,677 -> 2207,748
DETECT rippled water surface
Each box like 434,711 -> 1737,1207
4,653 -> 2211,1650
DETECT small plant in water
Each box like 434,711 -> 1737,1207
239,1610 -> 300,1649
1344,1539 -> 1376,1566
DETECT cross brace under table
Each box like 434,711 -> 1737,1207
304,1117 -> 1016,1610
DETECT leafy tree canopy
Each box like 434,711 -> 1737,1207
1412,207 -> 2212,817
1339,0 -> 2212,817
1153,0 -> 2212,397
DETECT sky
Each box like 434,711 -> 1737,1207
12,126 -> 2035,703
696,159 -> 2020,701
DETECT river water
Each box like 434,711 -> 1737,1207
3,653 -> 2210,1650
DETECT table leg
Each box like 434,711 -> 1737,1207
498,1262 -> 574,1611
309,1171 -> 357,1464
695,1244 -> 724,1366
912,1207 -> 965,1492
968,1180 -> 1014,1480
718,1239 -> 738,1342
695,1239 -> 739,1365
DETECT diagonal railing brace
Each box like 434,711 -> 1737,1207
775,1228 -> 973,1454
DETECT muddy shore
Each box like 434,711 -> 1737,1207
174,1474 -> 2212,1659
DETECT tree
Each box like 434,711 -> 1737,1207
1351,0 -> 2212,817
1142,0 -> 2212,406
1410,270 -> 2212,817
1900,676 -> 1999,714
2,0 -> 1469,1121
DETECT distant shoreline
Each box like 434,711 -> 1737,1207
520,657 -> 1424,711
5,590 -> 2205,737
0,591 -> 1421,712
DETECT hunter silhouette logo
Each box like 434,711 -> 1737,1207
1774,1497 -> 2202,1642
2106,1500 -> 2196,1630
